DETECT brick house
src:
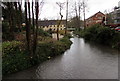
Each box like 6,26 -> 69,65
86,11 -> 106,27
38,20 -> 66,31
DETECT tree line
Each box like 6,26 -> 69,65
2,0 -> 88,55
2,1 -> 44,56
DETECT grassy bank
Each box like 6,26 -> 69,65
75,24 -> 120,50
2,36 -> 72,75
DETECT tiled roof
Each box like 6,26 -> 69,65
38,20 -> 66,26
86,11 -> 105,20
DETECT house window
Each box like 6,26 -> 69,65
98,17 -> 102,19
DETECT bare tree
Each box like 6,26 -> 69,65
74,1 -> 80,31
74,0 -> 83,30
33,2 -> 39,55
13,2 -> 22,32
56,2 -> 64,40
25,2 -> 30,52
82,0 -> 87,29
68,0 -> 87,30
32,0 -> 44,55
8,2 -> 15,40
75,2 -> 78,18
78,1 -> 82,30
32,0 -> 35,34
18,1 -> 22,32
28,1 -> 32,56
65,0 -> 68,34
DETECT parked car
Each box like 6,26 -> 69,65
115,27 -> 120,32
110,27 -> 115,30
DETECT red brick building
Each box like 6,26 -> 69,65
86,11 -> 106,27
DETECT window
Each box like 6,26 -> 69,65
98,17 -> 102,19
96,20 -> 101,23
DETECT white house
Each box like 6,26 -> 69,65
38,20 -> 66,31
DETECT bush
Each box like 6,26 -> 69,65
111,32 -> 120,49
81,24 -> 120,50
2,41 -> 31,75
2,37 -> 72,75
36,37 -> 72,60
95,27 -> 114,45
73,30 -> 80,36
2,21 -> 22,41
38,28 -> 51,37
60,37 -> 72,46
2,22 -> 14,41
64,33 -> 73,38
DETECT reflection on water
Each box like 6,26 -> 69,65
35,37 -> 118,79
3,37 -> 119,79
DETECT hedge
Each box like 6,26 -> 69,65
79,24 -> 120,50
2,37 -> 72,75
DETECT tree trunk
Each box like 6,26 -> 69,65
57,22 -> 59,40
78,5 -> 81,31
32,0 -> 35,34
28,1 -> 32,56
8,2 -> 14,40
74,2 -> 79,31
57,13 -> 63,40
18,2 -> 22,32
25,2 -> 30,53
83,1 -> 86,29
65,0 -> 68,34
33,2 -> 39,55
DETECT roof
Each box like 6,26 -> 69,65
38,20 -> 66,26
86,11 -> 105,20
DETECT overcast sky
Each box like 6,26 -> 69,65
19,0 -> 120,20
38,0 -> 120,20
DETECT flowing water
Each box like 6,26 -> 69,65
3,37 -> 119,79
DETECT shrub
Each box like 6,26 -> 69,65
38,28 -> 51,37
111,32 -> 120,49
2,22 -> 14,41
2,37 -> 72,75
60,37 -> 72,46
73,30 -> 80,36
83,25 -> 99,41
2,41 -> 31,75
64,33 -> 72,38
81,24 -> 120,50
36,37 -> 72,61
95,27 -> 114,45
